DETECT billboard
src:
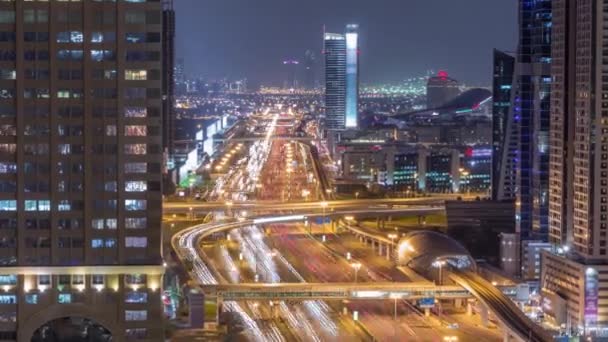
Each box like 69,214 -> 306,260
418,297 -> 435,308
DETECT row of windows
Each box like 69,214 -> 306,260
0,181 -> 158,194
0,48 -> 161,63
0,124 -> 152,137
92,237 -> 147,248
0,68 -> 156,81
0,105 -> 155,118
0,199 -> 148,211
0,87 -> 161,100
0,143 -> 158,156
0,217 -> 148,230
56,31 -> 160,44
0,162 -> 154,175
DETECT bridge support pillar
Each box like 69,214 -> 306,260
270,302 -> 280,319
216,296 -> 224,323
466,301 -> 473,316
501,325 -> 512,342
424,307 -> 430,317
378,243 -> 383,256
454,298 -> 462,309
479,303 -> 489,328
385,245 -> 391,260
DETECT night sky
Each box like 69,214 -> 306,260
174,0 -> 517,86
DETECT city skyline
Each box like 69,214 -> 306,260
174,0 -> 517,86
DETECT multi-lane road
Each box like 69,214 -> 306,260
169,104 -> 549,341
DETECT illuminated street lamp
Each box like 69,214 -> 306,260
351,262 -> 362,283
388,233 -> 398,244
443,337 -> 458,342
320,201 -> 329,233
355,191 -> 360,199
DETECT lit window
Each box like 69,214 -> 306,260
125,125 -> 147,137
125,310 -> 147,321
125,217 -> 146,229
125,181 -> 147,192
0,200 -> 16,211
125,163 -> 147,174
91,239 -> 103,248
125,292 -> 148,303
105,239 -> 116,248
56,31 -> 83,43
125,70 -> 147,81
124,144 -> 147,155
125,237 -> 147,248
125,200 -> 146,211
92,219 -> 104,230
125,107 -> 147,118
25,294 -> 38,304
0,295 -> 15,304
90,31 -> 115,43
58,294 -> 71,304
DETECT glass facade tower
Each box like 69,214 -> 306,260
324,24 -> 359,131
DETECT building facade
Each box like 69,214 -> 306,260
162,0 -> 175,174
323,24 -> 358,131
426,71 -> 460,109
492,49 -> 516,201
0,1 -> 164,340
542,0 -> 608,332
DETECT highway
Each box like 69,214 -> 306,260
170,103 -> 549,341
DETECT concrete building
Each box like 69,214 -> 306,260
338,143 -> 491,194
499,233 -> 519,277
0,1 -> 165,340
521,240 -> 551,280
426,71 -> 460,109
541,0 -> 608,333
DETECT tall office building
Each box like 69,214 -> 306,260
0,1 -> 164,340
425,71 -> 460,109
282,59 -> 299,89
324,24 -> 358,131
491,49 -> 515,201
163,0 -> 176,174
541,0 -> 608,331
304,49 -> 316,89
499,0 -> 552,243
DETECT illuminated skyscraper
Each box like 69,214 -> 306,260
492,50 -> 516,201
324,24 -> 359,130
540,0 -> 608,329
344,24 -> 359,128
283,59 -> 299,89
498,0 -> 552,243
304,49 -> 316,89
0,1 -> 165,340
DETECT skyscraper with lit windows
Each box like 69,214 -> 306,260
324,24 -> 359,131
541,0 -> 608,330
0,1 -> 164,340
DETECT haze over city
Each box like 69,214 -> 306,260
175,0 -> 517,85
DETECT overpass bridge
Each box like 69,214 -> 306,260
200,282 -> 519,302
172,208 -> 553,342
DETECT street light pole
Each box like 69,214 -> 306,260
351,262 -> 361,283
